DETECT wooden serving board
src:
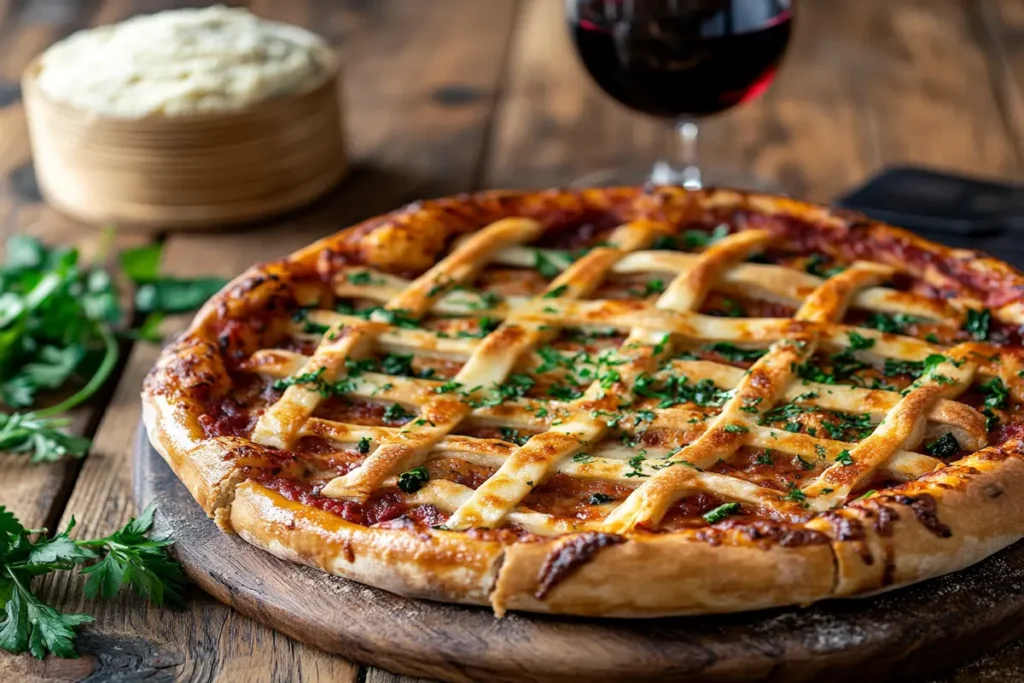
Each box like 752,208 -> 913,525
133,425 -> 1024,683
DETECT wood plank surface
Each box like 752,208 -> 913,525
3,0 -> 1024,681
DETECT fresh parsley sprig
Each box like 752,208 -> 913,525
0,504 -> 185,659
1,237 -> 228,462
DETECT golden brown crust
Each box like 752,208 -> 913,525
143,186 -> 1024,617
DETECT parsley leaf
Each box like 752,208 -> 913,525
0,504 -> 184,659
924,432 -> 960,458
703,502 -> 740,524
963,308 -> 991,341
397,466 -> 429,493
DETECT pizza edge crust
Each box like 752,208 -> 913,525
143,393 -> 1024,616
141,186 -> 1024,617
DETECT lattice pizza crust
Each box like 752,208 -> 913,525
143,187 -> 1024,618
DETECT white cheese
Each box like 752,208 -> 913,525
35,5 -> 332,118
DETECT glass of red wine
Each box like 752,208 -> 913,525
566,0 -> 794,189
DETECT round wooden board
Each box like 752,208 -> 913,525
134,426 -> 1024,683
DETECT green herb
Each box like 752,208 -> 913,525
134,278 -> 227,314
397,466 -> 429,493
634,373 -> 729,408
805,253 -> 844,278
382,403 -> 413,423
0,413 -> 92,463
589,492 -> 614,505
963,308 -> 991,341
814,444 -> 827,459
543,285 -> 568,299
681,224 -> 730,249
499,427 -> 529,446
356,436 -> 371,454
379,353 -> 415,377
345,271 -> 379,285
533,250 -> 564,279
625,453 -> 648,478
884,353 -> 950,379
783,484 -> 808,505
795,456 -> 815,470
573,453 -> 594,464
366,308 -> 421,329
723,423 -> 749,434
864,313 -> 923,335
980,377 -> 1009,409
856,489 -> 877,501
704,342 -> 765,362
924,432 -> 960,458
703,502 -> 740,524
835,449 -> 854,466
755,451 -> 774,465
847,331 -> 875,350
0,504 -> 184,659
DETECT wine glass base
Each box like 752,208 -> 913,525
568,165 -> 785,194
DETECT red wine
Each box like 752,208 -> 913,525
569,0 -> 793,119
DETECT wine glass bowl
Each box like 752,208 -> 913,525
566,0 -> 794,189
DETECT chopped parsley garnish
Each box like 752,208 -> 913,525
783,484 -> 808,506
847,331 -> 875,350
795,455 -> 815,470
984,408 -> 1000,431
548,384 -> 584,401
499,427 -> 529,446
543,285 -> 568,299
723,423 -> 749,434
382,403 -> 413,423
435,380 -> 463,394
345,270 -> 379,285
755,451 -> 774,465
356,436 -> 371,454
963,308 -> 991,341
814,444 -> 827,459
634,374 -> 729,408
884,353 -> 951,379
682,223 -> 730,249
379,353 -> 415,377
980,377 -> 1010,409
589,492 -> 614,505
805,253 -> 845,278
704,343 -> 766,362
573,453 -> 595,464
835,449 -> 854,466
625,453 -> 648,478
366,307 -> 421,329
924,432 -> 960,458
632,278 -> 664,297
863,312 -> 923,335
533,250 -> 564,278
397,466 -> 429,493
703,502 -> 740,524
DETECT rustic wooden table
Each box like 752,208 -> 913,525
2,0 -> 1024,681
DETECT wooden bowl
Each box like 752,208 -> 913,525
21,55 -> 347,231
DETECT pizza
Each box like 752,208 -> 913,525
143,187 -> 1024,617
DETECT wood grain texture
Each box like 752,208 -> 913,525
133,427 -> 1024,683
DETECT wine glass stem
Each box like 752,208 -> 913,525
676,120 -> 701,189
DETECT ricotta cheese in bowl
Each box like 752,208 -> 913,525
22,5 -> 347,230
35,5 -> 333,117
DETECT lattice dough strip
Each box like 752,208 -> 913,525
600,264 -> 894,532
662,359 -> 986,449
318,219 -> 668,500
253,218 -> 542,450
247,347 -> 950,483
802,348 -> 979,509
301,300 -> 980,377
491,246 -> 958,322
443,231 -> 773,531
